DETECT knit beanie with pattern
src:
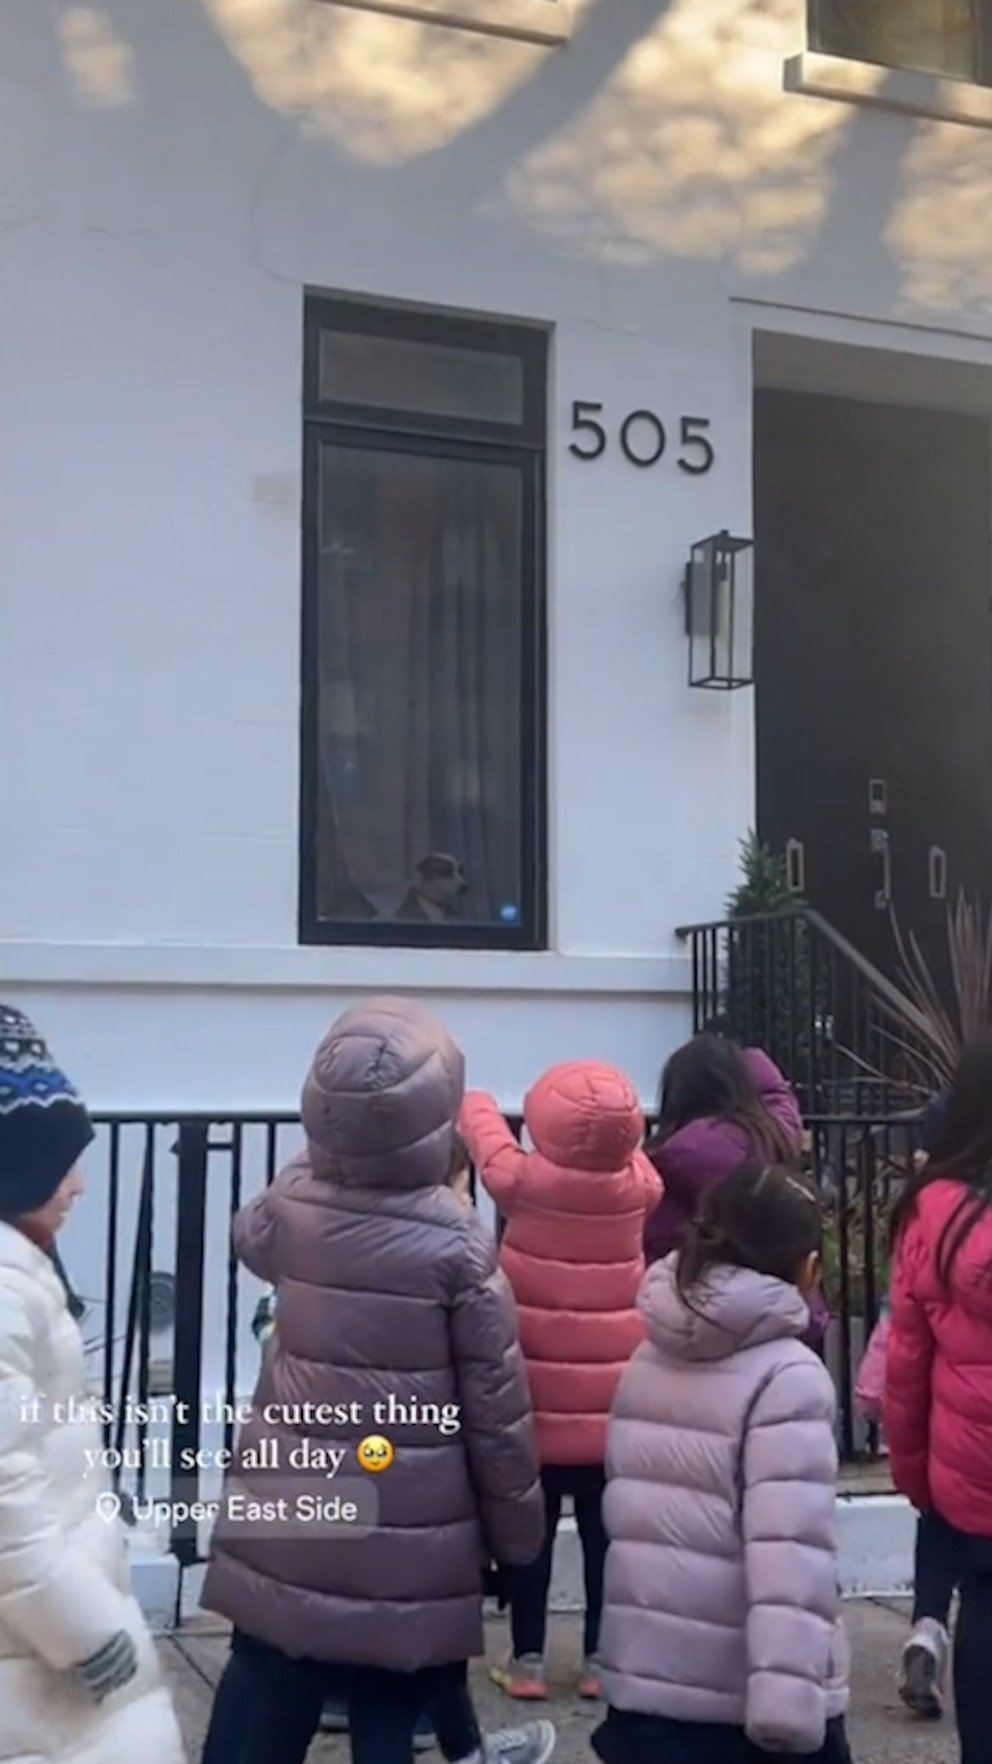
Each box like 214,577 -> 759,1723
0,1005 -> 94,1219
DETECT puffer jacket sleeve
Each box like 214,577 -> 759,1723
744,1049 -> 804,1151
233,1185 -> 280,1284
632,1149 -> 663,1212
0,1280 -> 134,1670
883,1220 -> 934,1515
450,1215 -> 543,1566
459,1093 -> 529,1217
741,1357 -> 840,1755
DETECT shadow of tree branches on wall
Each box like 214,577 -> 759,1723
14,0 -> 992,326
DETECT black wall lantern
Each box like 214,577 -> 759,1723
683,530 -> 754,689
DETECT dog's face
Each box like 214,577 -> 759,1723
415,852 -> 467,907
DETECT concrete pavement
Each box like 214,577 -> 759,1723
160,1601 -> 958,1763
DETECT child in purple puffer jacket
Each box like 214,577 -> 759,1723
643,1035 -> 829,1348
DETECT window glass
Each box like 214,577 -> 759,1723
319,330 -> 524,425
811,0 -> 982,83
302,299 -> 545,948
313,441 -> 526,933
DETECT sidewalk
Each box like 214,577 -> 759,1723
161,1602 -> 956,1763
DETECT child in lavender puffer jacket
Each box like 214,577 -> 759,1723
597,1162 -> 851,1764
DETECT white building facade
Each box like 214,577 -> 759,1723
3,0 -> 992,1114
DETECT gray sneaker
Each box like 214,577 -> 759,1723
483,1720 -> 556,1764
413,1713 -> 436,1753
318,1700 -> 349,1733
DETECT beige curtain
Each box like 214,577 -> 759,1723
315,442 -> 523,925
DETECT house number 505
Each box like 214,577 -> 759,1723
568,401 -> 715,474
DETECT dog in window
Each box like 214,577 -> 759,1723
396,852 -> 468,923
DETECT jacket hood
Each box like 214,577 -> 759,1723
523,1062 -> 644,1173
651,1114 -> 755,1186
301,996 -> 464,1189
638,1255 -> 811,1362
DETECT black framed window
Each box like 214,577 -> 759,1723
300,297 -> 547,949
810,0 -> 991,85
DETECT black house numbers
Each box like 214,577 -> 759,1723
568,401 -> 715,474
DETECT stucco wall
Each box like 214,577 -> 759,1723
2,0 -> 991,1112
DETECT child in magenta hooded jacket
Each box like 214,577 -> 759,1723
644,1035 -> 803,1264
641,1034 -> 831,1349
460,1062 -> 661,1703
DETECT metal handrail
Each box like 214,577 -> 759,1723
675,904 -> 931,1038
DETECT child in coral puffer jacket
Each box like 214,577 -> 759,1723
461,1064 -> 661,1703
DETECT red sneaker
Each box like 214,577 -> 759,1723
490,1656 -> 548,1700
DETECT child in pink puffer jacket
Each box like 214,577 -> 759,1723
598,1163 -> 851,1764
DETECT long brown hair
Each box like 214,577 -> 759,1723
891,1033 -> 992,1287
655,1034 -> 797,1165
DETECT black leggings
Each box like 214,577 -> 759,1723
511,1462 -> 607,1659
912,1507 -> 959,1627
201,1632 -> 481,1764
593,1709 -> 853,1763
906,1510 -> 992,1764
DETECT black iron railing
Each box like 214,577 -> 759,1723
677,905 -> 936,1453
67,1115 -> 298,1566
804,1111 -> 919,1458
65,1097 -> 911,1604
677,907 -> 935,1116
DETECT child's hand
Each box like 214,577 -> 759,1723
450,1167 -> 473,1207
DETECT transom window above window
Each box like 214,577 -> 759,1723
300,297 -> 547,950
809,0 -> 992,86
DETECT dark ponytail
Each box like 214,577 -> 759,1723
891,1034 -> 992,1286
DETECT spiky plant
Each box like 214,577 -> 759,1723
875,892 -> 992,1096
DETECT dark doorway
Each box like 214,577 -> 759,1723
754,387 -> 992,986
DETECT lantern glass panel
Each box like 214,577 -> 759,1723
728,540 -> 753,686
686,533 -> 753,688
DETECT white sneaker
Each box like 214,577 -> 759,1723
318,1700 -> 349,1733
899,1618 -> 949,1719
479,1721 -> 557,1764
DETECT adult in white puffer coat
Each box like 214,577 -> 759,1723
0,1004 -> 185,1764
